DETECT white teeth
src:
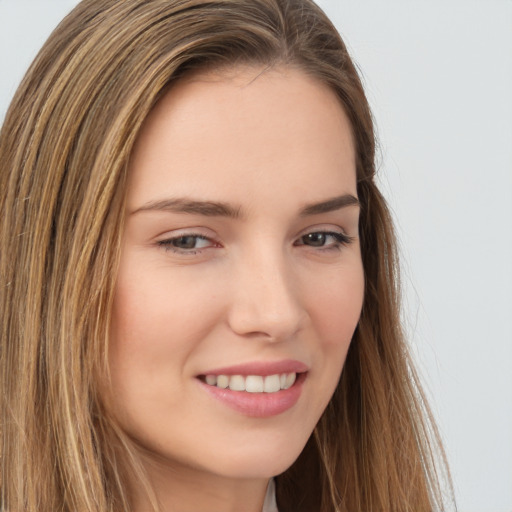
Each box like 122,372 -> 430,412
228,375 -> 245,391
284,372 -> 296,390
246,375 -> 264,393
264,374 -> 281,393
205,373 -> 297,393
205,375 -> 217,386
217,375 -> 229,389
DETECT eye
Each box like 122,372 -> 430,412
295,231 -> 353,249
157,234 -> 215,253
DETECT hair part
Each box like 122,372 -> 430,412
0,1 -> 453,510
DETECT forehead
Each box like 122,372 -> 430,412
127,65 -> 356,209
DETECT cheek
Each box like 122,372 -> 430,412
312,261 -> 364,344
110,259 -> 221,353
305,260 -> 364,392
107,263 -> 222,413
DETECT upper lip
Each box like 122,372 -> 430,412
199,359 -> 309,377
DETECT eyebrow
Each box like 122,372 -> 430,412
131,198 -> 242,218
299,194 -> 360,216
131,194 -> 359,218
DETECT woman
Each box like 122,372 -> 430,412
0,0 -> 453,511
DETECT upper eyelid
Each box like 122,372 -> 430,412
155,225 -> 351,240
157,233 -> 216,244
157,229 -> 351,249
296,223 -> 350,237
155,228 -> 218,241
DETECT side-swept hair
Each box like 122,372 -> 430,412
0,0 -> 453,510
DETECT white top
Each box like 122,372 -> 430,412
262,479 -> 278,512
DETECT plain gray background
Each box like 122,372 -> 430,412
1,1 -> 511,511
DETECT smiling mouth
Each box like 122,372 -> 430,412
199,373 -> 298,393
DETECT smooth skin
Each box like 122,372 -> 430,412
108,65 -> 365,512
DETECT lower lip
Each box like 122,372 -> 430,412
198,373 -> 306,418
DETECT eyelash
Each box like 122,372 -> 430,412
294,231 -> 354,250
157,234 -> 214,255
157,230 -> 354,255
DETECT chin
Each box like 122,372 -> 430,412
205,435 -> 309,480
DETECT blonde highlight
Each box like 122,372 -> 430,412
1,1 -> 453,510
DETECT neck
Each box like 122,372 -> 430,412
130,454 -> 271,512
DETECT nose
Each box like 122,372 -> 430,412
226,248 -> 306,342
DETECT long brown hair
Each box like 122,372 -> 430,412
0,0 -> 453,510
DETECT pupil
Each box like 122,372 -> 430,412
305,233 -> 325,246
175,236 -> 196,249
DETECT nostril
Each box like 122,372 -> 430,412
225,259 -> 306,340
226,292 -> 304,341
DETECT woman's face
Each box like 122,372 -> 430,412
109,66 -> 364,483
